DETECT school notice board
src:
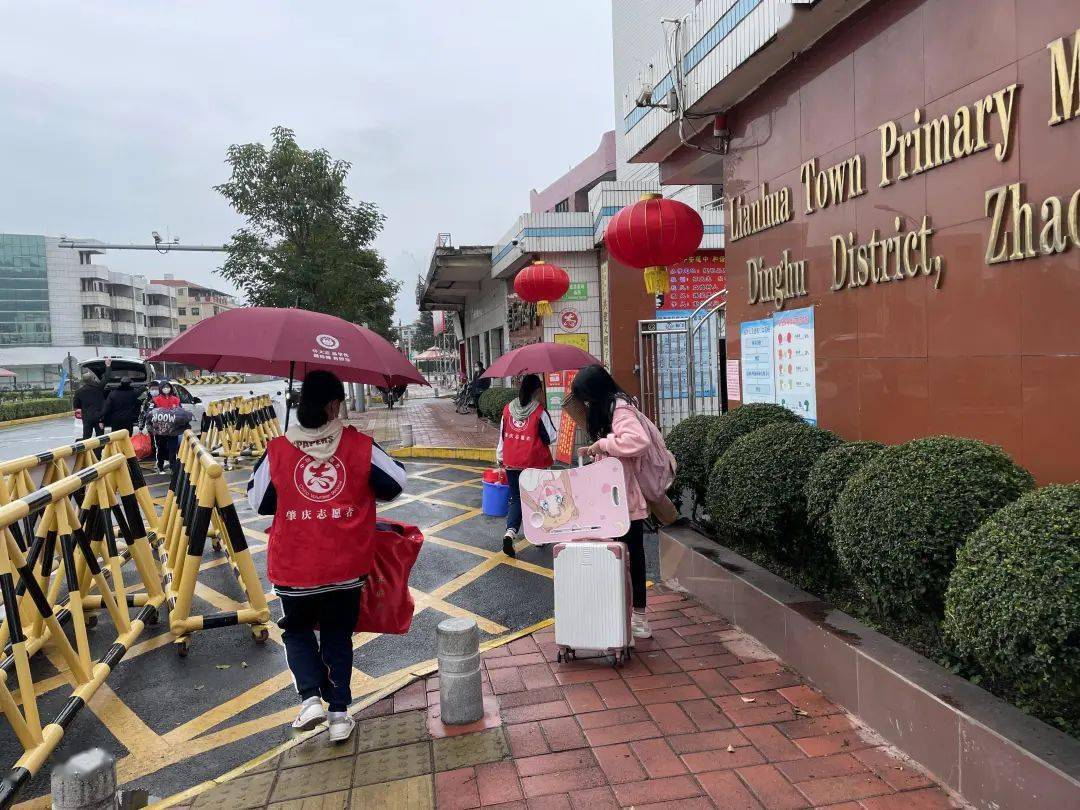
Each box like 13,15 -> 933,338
739,306 -> 817,424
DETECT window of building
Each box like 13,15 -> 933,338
78,251 -> 93,265
0,235 -> 52,347
178,307 -> 186,315
553,199 -> 570,213
179,325 -> 187,332
191,307 -> 200,316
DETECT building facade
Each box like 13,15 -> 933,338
619,0 -> 1080,483
150,275 -> 239,331
0,234 -> 180,386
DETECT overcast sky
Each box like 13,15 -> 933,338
1,2 -> 615,323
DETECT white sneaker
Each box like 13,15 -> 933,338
292,696 -> 326,731
327,712 -> 355,743
631,611 -> 652,639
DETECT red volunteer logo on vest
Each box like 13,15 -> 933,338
293,455 -> 347,502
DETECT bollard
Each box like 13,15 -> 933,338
51,749 -> 117,810
437,618 -> 483,725
400,423 -> 415,447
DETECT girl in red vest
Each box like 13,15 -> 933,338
497,374 -> 555,557
247,371 -> 406,742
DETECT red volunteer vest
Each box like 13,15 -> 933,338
501,404 -> 554,470
267,427 -> 376,587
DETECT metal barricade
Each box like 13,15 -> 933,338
0,452 -> 166,808
637,291 -> 728,432
157,431 -> 270,656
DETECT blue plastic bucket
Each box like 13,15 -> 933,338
481,481 -> 510,517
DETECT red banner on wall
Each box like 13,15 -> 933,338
553,369 -> 579,465
656,250 -> 726,313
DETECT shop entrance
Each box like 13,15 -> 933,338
637,291 -> 727,433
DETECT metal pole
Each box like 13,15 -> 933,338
686,315 -> 696,418
284,361 -> 295,430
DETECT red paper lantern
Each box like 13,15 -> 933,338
513,260 -> 570,316
604,193 -> 704,294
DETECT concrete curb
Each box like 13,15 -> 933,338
0,410 -> 74,430
659,525 -> 1080,810
390,446 -> 496,463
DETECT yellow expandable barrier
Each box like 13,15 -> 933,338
0,450 -> 166,807
156,431 -> 270,656
199,395 -> 282,470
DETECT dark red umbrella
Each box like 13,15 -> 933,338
481,342 -> 600,378
150,307 -> 426,388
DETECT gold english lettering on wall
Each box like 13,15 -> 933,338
1047,28 -> 1080,126
746,250 -> 808,310
985,183 -> 1080,264
831,216 -> 943,291
879,83 -> 1018,188
729,183 -> 792,241
799,156 -> 866,214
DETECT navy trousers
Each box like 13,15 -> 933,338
278,586 -> 362,712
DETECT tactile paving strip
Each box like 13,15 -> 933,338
352,740 -> 433,787
432,728 -> 510,772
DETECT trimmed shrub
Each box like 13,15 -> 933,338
477,387 -> 517,422
0,397 -> 73,423
666,414 -> 722,513
805,441 -> 885,543
706,421 -> 842,557
706,404 -> 802,470
832,436 -> 1035,622
944,485 -> 1080,732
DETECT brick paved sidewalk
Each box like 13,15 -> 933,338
349,396 -> 499,450
179,588 -> 963,809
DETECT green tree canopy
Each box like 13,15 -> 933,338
215,126 -> 399,336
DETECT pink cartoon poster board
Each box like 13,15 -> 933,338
520,458 -> 630,545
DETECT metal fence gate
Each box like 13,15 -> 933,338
638,291 -> 727,434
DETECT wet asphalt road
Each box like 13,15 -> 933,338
0,449 -> 659,806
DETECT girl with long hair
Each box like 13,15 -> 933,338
570,364 -> 657,639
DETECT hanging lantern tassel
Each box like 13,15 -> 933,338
643,266 -> 670,295
536,299 -> 554,317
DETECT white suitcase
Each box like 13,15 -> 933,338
552,541 -> 632,666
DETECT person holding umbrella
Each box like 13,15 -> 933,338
496,374 -> 556,558
247,370 -> 407,742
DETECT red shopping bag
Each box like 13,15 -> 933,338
131,432 -> 153,460
356,520 -> 424,635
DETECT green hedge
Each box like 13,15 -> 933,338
706,421 -> 841,558
477,387 -> 518,422
666,414 -> 722,514
944,484 -> 1080,733
0,397 -> 73,423
832,436 -> 1034,622
804,441 -> 885,545
706,404 -> 802,471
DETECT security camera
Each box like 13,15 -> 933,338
152,231 -> 162,244
511,239 -> 519,246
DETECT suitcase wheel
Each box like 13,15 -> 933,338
557,647 -> 576,664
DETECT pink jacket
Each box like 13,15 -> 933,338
592,402 -> 650,521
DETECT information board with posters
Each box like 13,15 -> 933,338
772,307 -> 817,424
739,318 -> 776,404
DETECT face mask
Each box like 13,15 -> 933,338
149,389 -> 160,396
